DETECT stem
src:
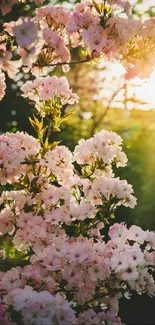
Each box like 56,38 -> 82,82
46,118 -> 52,140
30,57 -> 91,68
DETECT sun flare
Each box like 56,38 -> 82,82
127,70 -> 155,110
98,61 -> 155,110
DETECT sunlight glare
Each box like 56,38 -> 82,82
98,61 -> 155,110
130,70 -> 155,110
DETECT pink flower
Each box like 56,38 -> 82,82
108,223 -> 128,242
128,225 -> 146,244
3,21 -> 16,36
0,0 -> 17,16
82,25 -> 107,52
0,132 -> 40,184
107,0 -> 131,13
120,265 -> 139,281
74,129 -> 127,167
34,5 -> 69,29
14,17 -> 38,48
1,268 -> 22,291
0,70 -> 6,101
0,45 -> 21,79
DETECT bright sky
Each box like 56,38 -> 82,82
123,0 -> 155,109
97,61 -> 155,110
130,0 -> 155,16
97,0 -> 155,110
116,64 -> 155,110
131,72 -> 155,109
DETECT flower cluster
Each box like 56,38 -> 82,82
122,19 -> 155,79
21,75 -> 79,116
0,132 -> 40,185
0,1 -> 155,324
0,304 -> 16,325
3,287 -> 76,325
34,5 -> 70,72
74,129 -> 127,167
1,0 -> 155,96
0,222 -> 155,324
0,130 -> 136,247
67,1 -> 155,78
13,16 -> 44,72
0,124 -> 154,325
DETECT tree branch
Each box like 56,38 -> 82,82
31,57 -> 91,68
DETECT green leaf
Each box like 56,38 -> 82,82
29,116 -> 43,134
50,141 -> 61,150
93,1 -> 102,14
29,117 -> 38,132
39,126 -> 48,140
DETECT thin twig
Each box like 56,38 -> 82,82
31,57 -> 91,68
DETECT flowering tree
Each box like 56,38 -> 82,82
0,1 -> 155,324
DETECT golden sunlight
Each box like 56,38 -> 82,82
131,71 -> 155,109
97,0 -> 155,111
98,61 -> 155,110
